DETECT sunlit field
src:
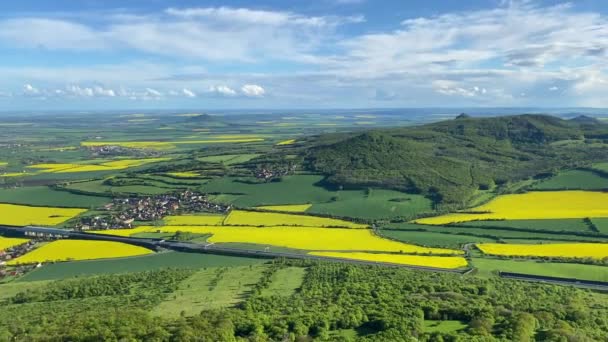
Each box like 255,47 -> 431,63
0,203 -> 86,226
7,240 -> 153,265
164,215 -> 226,226
310,252 -> 468,269
415,191 -> 608,225
476,243 -> 608,259
94,225 -> 462,255
81,138 -> 264,150
165,172 -> 201,178
256,204 -> 312,212
224,210 -> 367,228
276,139 -> 296,145
0,237 -> 29,251
26,158 -> 170,173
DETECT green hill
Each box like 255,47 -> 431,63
304,114 -> 608,209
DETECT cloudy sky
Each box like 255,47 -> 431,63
1,0 -> 608,110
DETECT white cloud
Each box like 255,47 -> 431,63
23,84 -> 40,95
549,86 -> 559,91
208,85 -> 237,96
182,88 -> 196,98
241,84 -> 265,97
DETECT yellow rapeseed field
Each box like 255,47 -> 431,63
224,210 -> 367,228
0,203 -> 86,226
27,158 -> 170,173
477,243 -> 608,259
256,204 -> 312,213
7,240 -> 153,265
276,139 -> 296,146
165,172 -> 201,178
83,139 -> 263,150
96,225 -> 462,255
164,215 -> 225,226
414,191 -> 608,225
0,237 -> 29,251
310,252 -> 468,269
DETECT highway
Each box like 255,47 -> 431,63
4,225 -> 608,290
0,224 -> 469,274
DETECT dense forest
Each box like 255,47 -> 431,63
304,115 -> 608,209
1,260 -> 607,341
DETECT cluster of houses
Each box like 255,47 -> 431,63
86,145 -> 159,157
0,240 -> 39,280
75,190 -> 232,231
255,164 -> 297,181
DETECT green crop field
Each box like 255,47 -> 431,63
197,154 -> 260,165
532,169 -> 608,190
423,320 -> 467,333
380,229 -> 496,247
18,252 -> 266,282
593,218 -> 608,234
153,264 -> 267,317
388,223 -> 606,242
455,218 -> 593,233
591,162 -> 608,173
0,186 -> 110,208
308,189 -> 433,219
472,258 -> 608,282
203,175 -> 336,206
260,266 -> 306,297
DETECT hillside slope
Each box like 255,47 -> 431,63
305,114 -> 608,209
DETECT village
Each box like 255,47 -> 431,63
0,240 -> 39,280
75,190 -> 232,231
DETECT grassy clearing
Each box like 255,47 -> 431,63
476,242 -> 608,259
310,252 -> 468,269
260,267 -> 306,297
0,281 -> 51,300
593,218 -> 608,234
18,252 -> 266,282
256,204 -> 312,212
197,154 -> 260,165
472,258 -> 608,282
532,170 -> 608,190
415,191 -> 608,225
380,230 -> 495,248
203,175 -> 336,206
164,214 -> 225,226
309,189 -> 433,220
7,240 -> 153,265
591,162 -> 608,173
456,219 -> 591,233
0,203 -> 86,226
423,320 -> 467,333
153,265 -> 267,317
224,210 -> 367,228
387,223 -> 606,242
0,186 -> 110,208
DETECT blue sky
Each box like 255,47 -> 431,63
1,0 -> 608,110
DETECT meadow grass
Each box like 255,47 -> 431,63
17,252 -> 265,282
472,258 -> 608,282
260,267 -> 306,297
0,186 -> 110,208
256,204 -> 312,212
532,169 -> 608,190
153,264 -> 267,316
310,252 -> 469,269
380,229 -> 495,248
476,242 -> 608,259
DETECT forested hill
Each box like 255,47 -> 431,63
304,114 -> 608,209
